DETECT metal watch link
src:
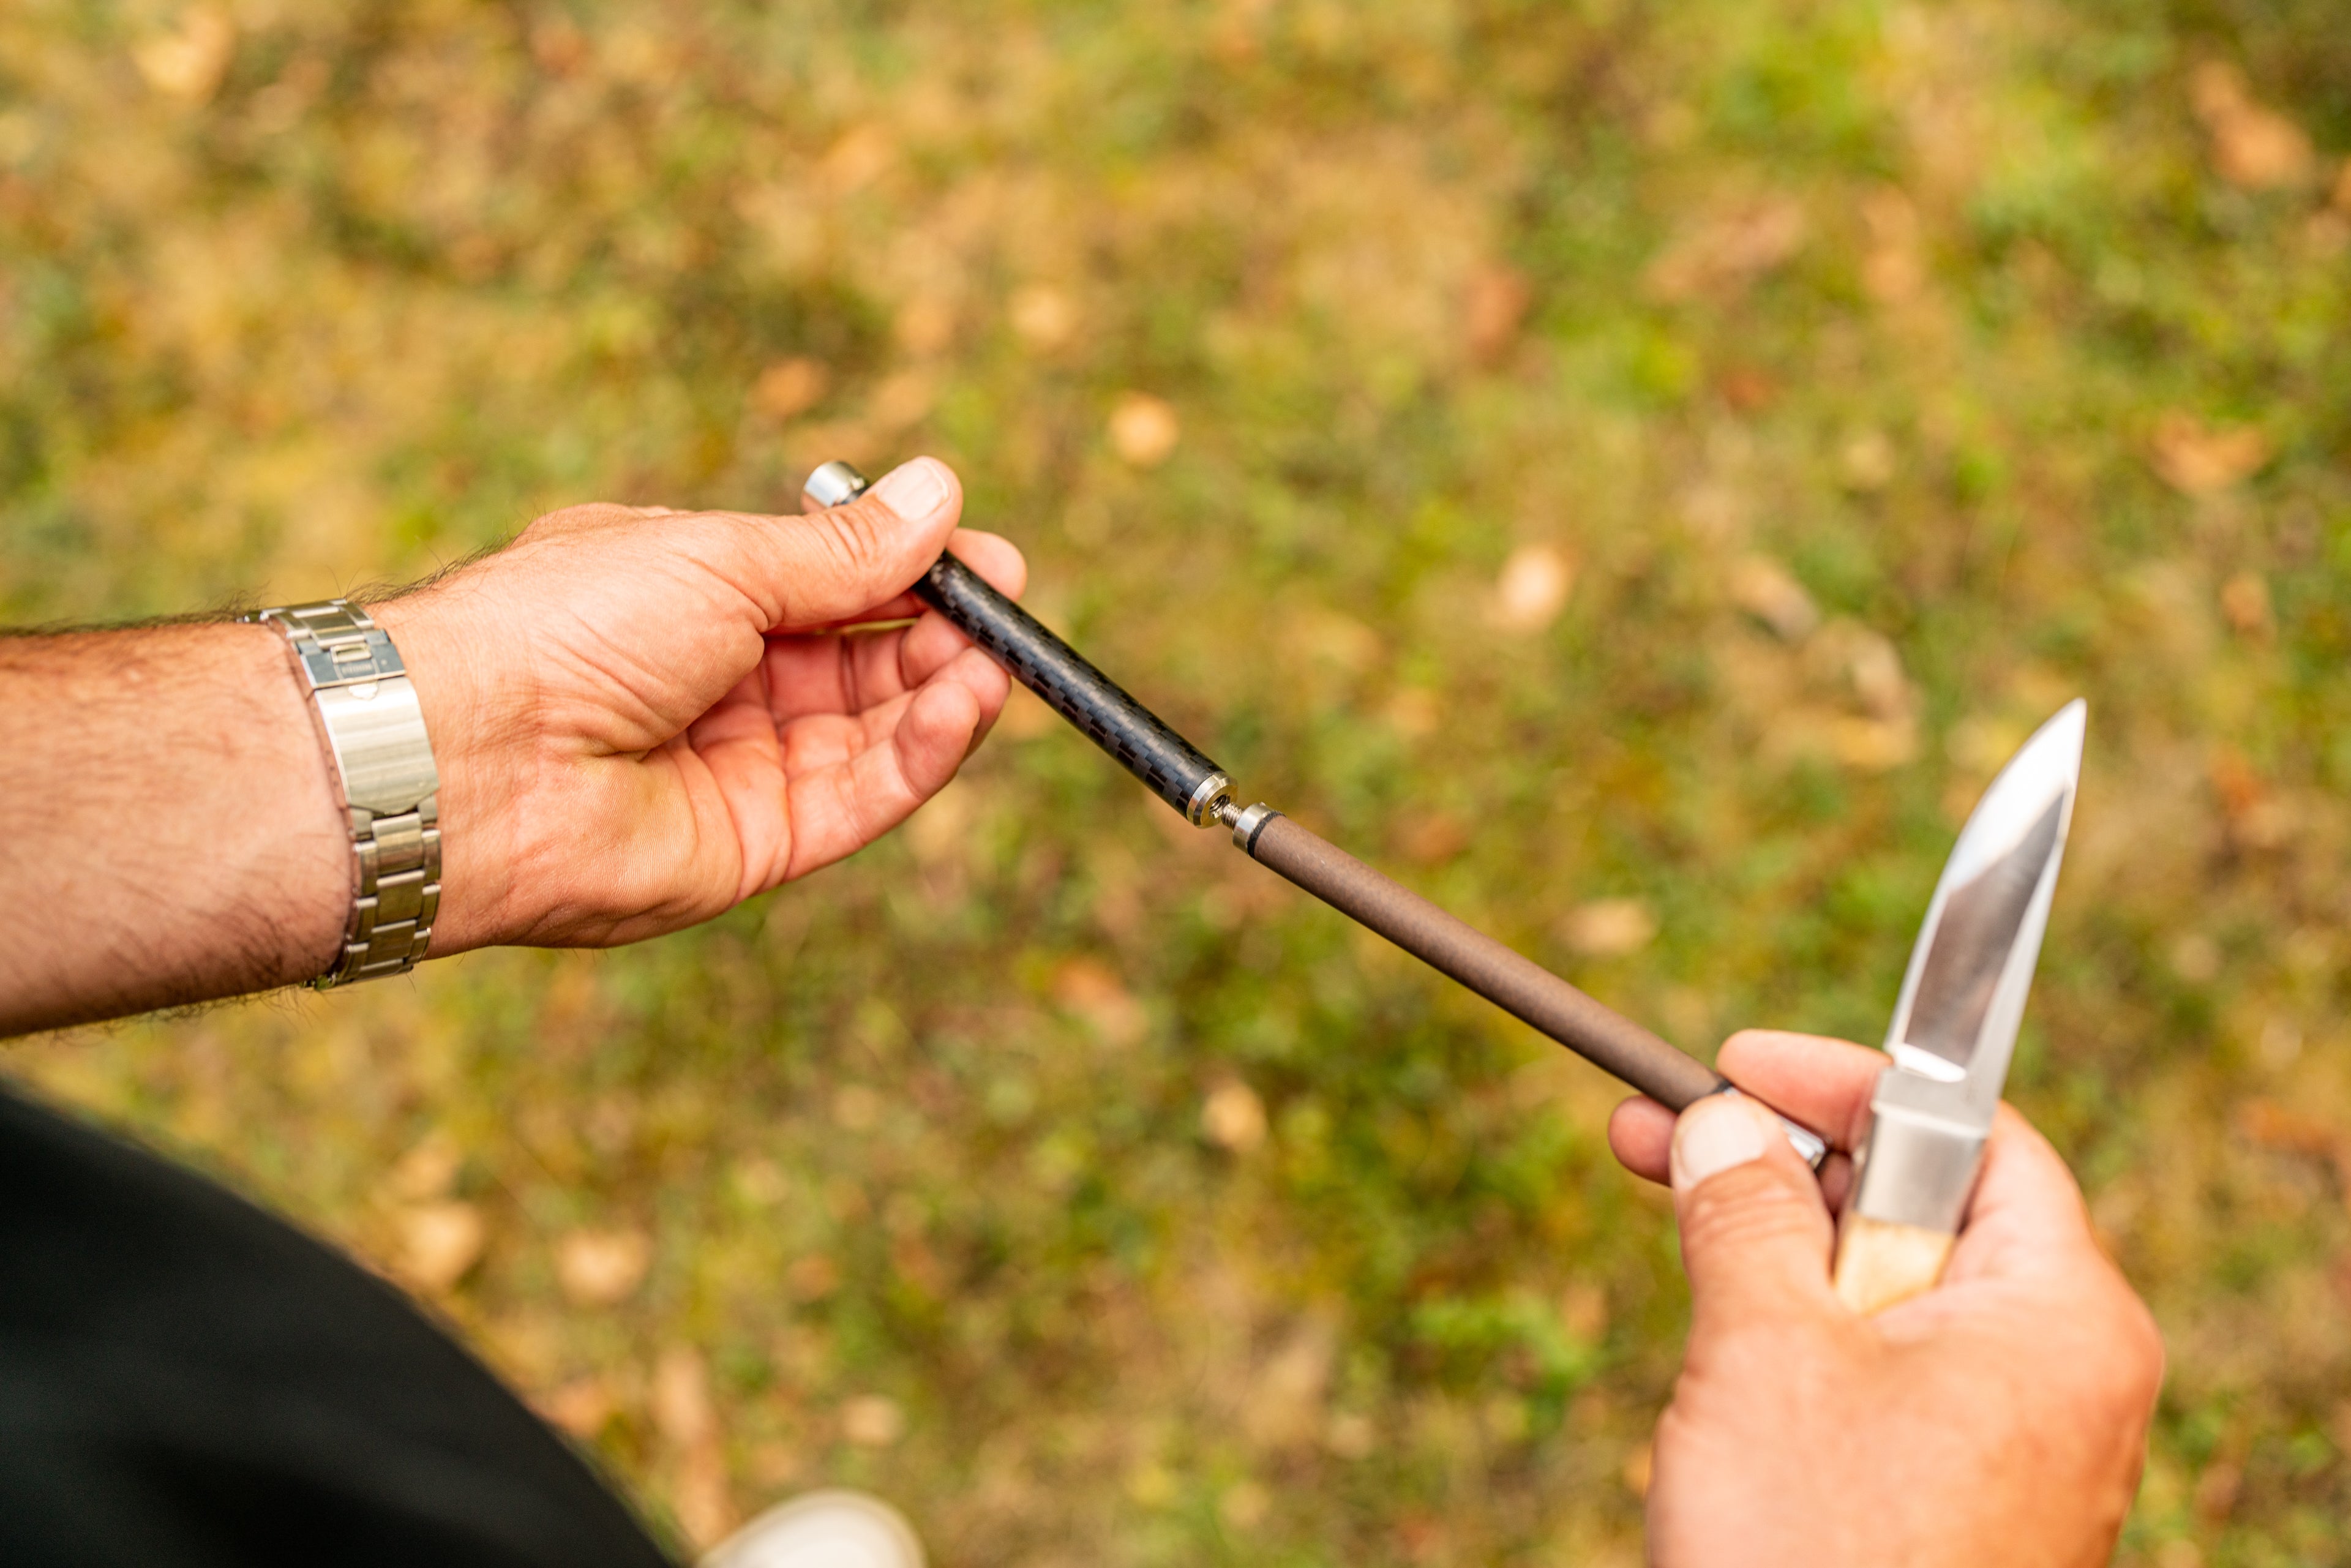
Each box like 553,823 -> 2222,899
246,600 -> 441,988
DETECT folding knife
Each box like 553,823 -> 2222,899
1832,700 -> 2085,1313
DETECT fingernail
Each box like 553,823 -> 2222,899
869,457 -> 949,519
1671,1095 -> 1769,1188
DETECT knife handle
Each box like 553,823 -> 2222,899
1831,1214 -> 1954,1314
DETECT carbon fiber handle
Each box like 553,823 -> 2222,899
801,462 -> 1231,824
912,555 -> 1230,822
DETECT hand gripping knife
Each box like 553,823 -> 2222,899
1832,700 -> 2085,1313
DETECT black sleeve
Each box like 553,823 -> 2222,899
0,1083 -> 679,1568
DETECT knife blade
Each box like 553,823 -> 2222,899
1831,699 -> 2085,1314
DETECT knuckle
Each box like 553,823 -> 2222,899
831,499 -> 893,566
2043,1275 -> 2165,1429
792,501 -> 894,599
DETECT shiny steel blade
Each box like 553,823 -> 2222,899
1880,700 -> 2084,1127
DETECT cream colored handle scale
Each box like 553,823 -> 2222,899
1832,1214 -> 1955,1314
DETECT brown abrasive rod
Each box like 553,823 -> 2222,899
1230,807 -> 1726,1110
795,460 -> 1823,1162
1230,809 -> 1825,1163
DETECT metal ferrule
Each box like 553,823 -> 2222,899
1226,801 -> 1280,853
1715,1086 -> 1830,1170
802,460 -> 870,509
1185,771 -> 1234,828
1846,1068 -> 1989,1233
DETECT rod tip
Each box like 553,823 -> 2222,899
802,460 -> 870,510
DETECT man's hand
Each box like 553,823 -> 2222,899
374,457 -> 1021,950
0,457 -> 1020,1035
1607,1031 -> 2163,1568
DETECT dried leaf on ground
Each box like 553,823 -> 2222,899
1109,392 -> 1180,468
1398,811 -> 1471,867
2219,572 -> 2271,638
1559,899 -> 1657,958
2189,62 -> 2315,190
1242,1316 -> 1336,1450
557,1227 -> 653,1307
540,1375 -> 617,1437
1840,429 -> 1897,490
1325,1412 -> 1377,1458
868,369 -> 938,431
654,1346 -> 734,1546
1010,285 -> 1078,349
654,1345 -> 716,1446
1202,1078 -> 1267,1152
751,358 -> 830,421
1730,556 -> 1818,641
1621,1441 -> 1654,1498
1463,263 -> 1532,364
841,1394 -> 906,1447
394,1201 -> 486,1293
383,1131 -> 463,1203
2151,411 -> 2272,494
134,7 -> 236,103
1052,957 -> 1147,1047
1491,543 -> 1573,632
787,1252 -> 841,1302
1644,197 -> 1807,302
1859,187 -> 1925,303
1219,1480 -> 1271,1531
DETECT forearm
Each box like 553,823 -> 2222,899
0,465 -> 1014,1029
0,623 -> 349,1034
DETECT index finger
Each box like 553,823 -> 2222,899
1605,1029 -> 1878,1187
772,528 -> 1028,636
1714,1029 -> 1884,1152
760,530 -> 1027,722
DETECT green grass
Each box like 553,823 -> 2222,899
4,1 -> 2349,1562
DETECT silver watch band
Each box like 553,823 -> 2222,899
248,600 -> 442,988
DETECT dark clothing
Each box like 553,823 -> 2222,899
0,1084 -> 676,1567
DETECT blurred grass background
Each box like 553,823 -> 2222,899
3,1 -> 2349,1562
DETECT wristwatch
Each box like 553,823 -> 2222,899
247,600 -> 441,988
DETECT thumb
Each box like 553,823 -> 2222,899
1671,1093 -> 1840,1330
732,455 -> 965,628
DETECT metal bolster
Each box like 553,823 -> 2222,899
1848,1095 -> 1988,1232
